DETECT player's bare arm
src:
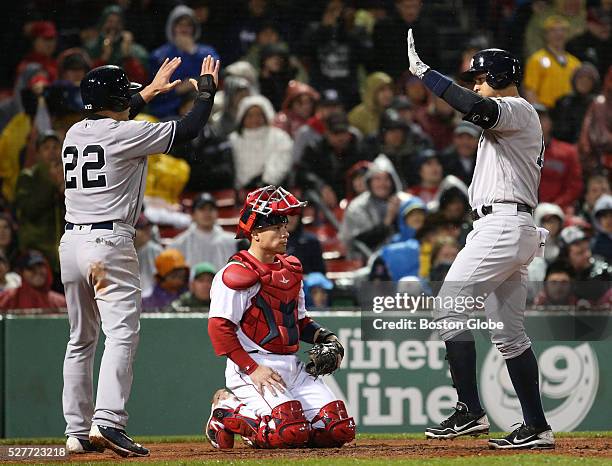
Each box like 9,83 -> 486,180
406,29 -> 520,130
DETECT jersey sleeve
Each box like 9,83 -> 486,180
117,120 -> 176,158
298,282 -> 307,320
209,266 -> 260,325
490,97 -> 531,132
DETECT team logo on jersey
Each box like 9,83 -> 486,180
279,275 -> 289,284
480,343 -> 599,431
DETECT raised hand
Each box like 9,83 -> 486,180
189,55 -> 220,91
149,57 -> 182,95
407,29 -> 430,79
202,55 -> 220,85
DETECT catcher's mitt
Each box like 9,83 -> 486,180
305,339 -> 344,378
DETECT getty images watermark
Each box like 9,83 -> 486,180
370,291 -> 503,331
357,281 -> 612,342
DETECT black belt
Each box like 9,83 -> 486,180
471,203 -> 533,221
65,221 -> 114,231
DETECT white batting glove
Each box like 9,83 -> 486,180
407,29 -> 430,79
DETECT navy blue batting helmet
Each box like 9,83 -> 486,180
80,65 -> 142,112
460,49 -> 522,89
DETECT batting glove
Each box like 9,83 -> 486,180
407,29 -> 430,79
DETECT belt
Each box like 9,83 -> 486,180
471,203 -> 533,221
65,221 -> 114,231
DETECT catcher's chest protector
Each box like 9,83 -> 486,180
234,251 -> 303,354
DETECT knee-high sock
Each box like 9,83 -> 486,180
445,331 -> 483,413
505,347 -> 548,428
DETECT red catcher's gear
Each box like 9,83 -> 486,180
236,185 -> 307,238
309,400 -> 356,447
222,400 -> 311,449
258,401 -> 311,448
225,250 -> 303,354
206,406 -> 238,449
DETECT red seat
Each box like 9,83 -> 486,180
158,225 -> 184,239
217,206 -> 242,219
325,258 -> 363,273
211,189 -> 237,208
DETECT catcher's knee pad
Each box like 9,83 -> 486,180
260,400 -> 311,448
309,400 -> 356,447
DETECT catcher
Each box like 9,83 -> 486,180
206,185 -> 355,449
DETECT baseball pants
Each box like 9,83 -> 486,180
434,204 -> 540,359
60,222 -> 141,439
225,352 -> 337,422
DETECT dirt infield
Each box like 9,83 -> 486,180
62,437 -> 612,462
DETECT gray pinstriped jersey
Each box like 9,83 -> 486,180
468,96 -> 543,209
62,117 -> 176,226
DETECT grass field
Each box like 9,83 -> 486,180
0,432 -> 610,465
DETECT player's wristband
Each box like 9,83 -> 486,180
227,347 -> 258,375
422,70 -> 453,97
300,321 -> 321,344
196,74 -> 217,100
242,362 -> 258,375
314,327 -> 336,344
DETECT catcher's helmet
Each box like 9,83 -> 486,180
460,49 -> 522,89
80,65 -> 142,112
237,186 -> 307,239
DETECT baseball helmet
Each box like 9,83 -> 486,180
80,65 -> 142,112
236,185 -> 307,239
460,49 -> 522,89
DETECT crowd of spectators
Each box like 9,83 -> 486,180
0,0 -> 609,313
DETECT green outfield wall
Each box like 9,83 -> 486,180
1,313 -> 610,438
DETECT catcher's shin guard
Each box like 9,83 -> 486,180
309,400 -> 356,447
206,404 -> 260,449
256,401 -> 311,448
206,406 -> 236,449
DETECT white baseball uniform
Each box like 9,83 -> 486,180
61,116 -> 175,439
209,265 -> 336,421
435,96 -> 544,359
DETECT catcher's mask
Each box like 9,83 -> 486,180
236,185 -> 307,239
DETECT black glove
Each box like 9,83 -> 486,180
305,338 -> 344,378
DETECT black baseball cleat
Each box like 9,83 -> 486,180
489,423 -> 555,449
89,424 -> 150,457
66,436 -> 105,454
425,402 -> 490,439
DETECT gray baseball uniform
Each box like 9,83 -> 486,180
435,96 -> 544,359
61,116 -> 175,439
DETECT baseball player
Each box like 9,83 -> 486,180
406,31 -> 554,449
61,55 -> 219,457
206,185 -> 355,449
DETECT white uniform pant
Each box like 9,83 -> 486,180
60,222 -> 141,438
434,207 -> 539,359
225,352 -> 337,422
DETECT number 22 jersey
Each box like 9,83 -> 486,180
62,116 -> 176,226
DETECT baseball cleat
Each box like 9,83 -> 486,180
425,402 -> 490,439
89,424 -> 149,457
206,405 -> 235,449
66,436 -> 105,454
488,423 -> 555,449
